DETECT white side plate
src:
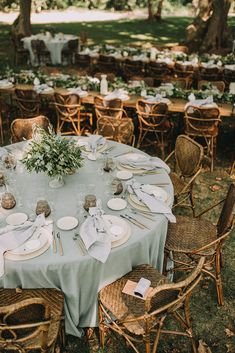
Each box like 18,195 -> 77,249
6,213 -> 28,226
107,198 -> 127,211
56,216 -> 78,231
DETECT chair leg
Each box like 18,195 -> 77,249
98,303 -> 105,348
215,251 -> 224,305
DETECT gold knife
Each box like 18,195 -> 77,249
56,232 -> 64,256
52,230 -> 57,253
125,214 -> 150,230
120,214 -> 145,229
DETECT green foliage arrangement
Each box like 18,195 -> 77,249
22,125 -> 83,178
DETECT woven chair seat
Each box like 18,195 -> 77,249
165,215 -> 217,255
170,172 -> 190,196
0,288 -> 64,349
99,264 -> 178,335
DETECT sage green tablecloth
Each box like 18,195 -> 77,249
0,140 -> 173,337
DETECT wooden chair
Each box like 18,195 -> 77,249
11,35 -> 30,65
0,288 -> 65,353
96,116 -> 135,146
223,68 -> 235,87
98,257 -> 205,353
31,39 -> 51,65
136,100 -> 173,159
164,183 -> 235,306
171,45 -> 189,54
62,38 -> 79,65
165,135 -> 204,216
75,54 -> 91,72
14,88 -> 41,118
184,105 -> 221,171
53,92 -> 93,136
96,55 -> 118,74
174,62 -> 194,81
122,59 -> 144,80
198,80 -> 225,93
198,66 -> 221,81
146,61 -> 170,84
165,76 -> 192,89
94,96 -> 126,120
11,115 -> 50,142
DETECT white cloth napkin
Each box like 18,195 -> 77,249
34,84 -> 53,93
225,64 -> 235,71
104,89 -> 129,101
67,87 -> 87,97
145,94 -> 171,105
0,214 -> 47,277
0,79 -> 13,87
80,207 -> 111,263
127,180 -> 176,223
116,154 -> 170,174
77,135 -> 106,153
185,95 -> 218,110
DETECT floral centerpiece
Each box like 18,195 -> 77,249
22,125 -> 83,188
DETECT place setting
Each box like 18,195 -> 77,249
76,134 -> 108,160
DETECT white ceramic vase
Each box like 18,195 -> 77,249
49,175 -> 64,188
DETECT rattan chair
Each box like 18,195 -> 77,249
184,105 -> 221,171
198,66 -> 221,81
94,96 -> 126,120
174,62 -> 194,81
198,80 -> 225,93
164,183 -> 235,306
136,100 -> 173,158
166,76 -> 192,89
146,61 -> 170,84
0,288 -> 65,353
53,92 -> 93,135
165,135 -> 204,216
14,88 -> 41,118
98,257 -> 205,353
11,115 -> 50,142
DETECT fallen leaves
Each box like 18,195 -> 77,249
198,340 -> 212,353
225,328 -> 235,337
210,184 -> 221,192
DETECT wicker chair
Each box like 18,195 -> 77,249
198,80 -> 225,93
174,62 -> 194,81
14,89 -> 41,118
98,257 -> 205,353
53,92 -> 93,135
94,96 -> 126,120
165,76 -> 192,89
122,59 -> 144,80
31,39 -> 51,65
11,115 -> 50,142
165,135 -> 204,216
0,288 -> 65,353
198,66 -> 221,81
96,55 -> 118,74
136,100 -> 173,159
146,61 -> 170,84
184,105 -> 221,171
164,183 -> 235,306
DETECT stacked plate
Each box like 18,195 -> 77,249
4,228 -> 51,261
128,185 -> 170,212
77,137 -> 107,153
116,153 -> 150,174
80,215 -> 131,248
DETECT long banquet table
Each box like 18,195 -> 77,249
0,139 -> 173,337
0,85 -> 234,118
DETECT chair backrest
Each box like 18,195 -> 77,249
148,61 -> 169,76
11,115 -> 50,142
184,105 -> 221,136
75,54 -> 91,68
174,134 -> 204,177
67,38 -> 79,52
136,100 -> 169,129
198,66 -> 220,80
166,76 -> 191,89
14,88 -> 40,118
94,96 -> 124,119
146,257 -> 204,314
31,39 -> 47,53
53,92 -> 81,119
0,297 -> 51,352
217,183 -> 235,236
198,80 -> 225,93
96,116 -> 134,145
123,59 -> 143,77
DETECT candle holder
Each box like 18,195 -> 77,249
36,200 -> 51,217
83,194 -> 96,211
1,192 -> 16,209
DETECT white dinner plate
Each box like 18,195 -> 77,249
116,171 -> 133,180
130,185 -> 169,206
56,216 -> 78,231
116,162 -> 153,174
6,213 -> 28,226
107,198 -> 127,211
122,153 -> 148,163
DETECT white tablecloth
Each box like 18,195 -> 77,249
0,140 -> 173,337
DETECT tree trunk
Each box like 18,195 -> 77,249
155,0 -> 164,21
12,0 -> 32,39
148,0 -> 154,20
186,0 -> 233,53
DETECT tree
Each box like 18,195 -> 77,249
12,0 -> 32,39
187,0 -> 233,53
147,0 -> 164,21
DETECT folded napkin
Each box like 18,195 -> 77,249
116,154 -> 170,174
67,87 -> 87,97
127,180 -> 176,223
145,94 -> 171,105
0,214 -> 47,277
200,61 -> 218,68
185,95 -> 218,110
0,79 -> 13,87
104,89 -> 129,101
80,207 -> 111,263
34,84 -> 53,93
225,64 -> 235,71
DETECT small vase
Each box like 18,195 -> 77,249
49,175 -> 64,188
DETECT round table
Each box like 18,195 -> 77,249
0,140 -> 173,337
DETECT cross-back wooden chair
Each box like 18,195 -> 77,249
11,115 -> 50,142
14,89 -> 41,118
198,66 -> 221,81
53,92 -> 93,135
31,39 -> 50,65
198,80 -> 225,93
98,257 -> 205,353
165,135 -> 204,216
174,62 -> 194,80
122,59 -> 144,80
97,55 -> 118,73
0,288 -> 65,353
136,100 -> 173,159
184,105 -> 221,171
94,96 -> 125,120
96,116 -> 135,146
166,76 -> 192,89
164,183 -> 235,306
146,61 -> 170,84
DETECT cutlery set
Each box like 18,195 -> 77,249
73,233 -> 87,256
52,230 -> 64,256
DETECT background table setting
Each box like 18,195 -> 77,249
0,136 -> 174,337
